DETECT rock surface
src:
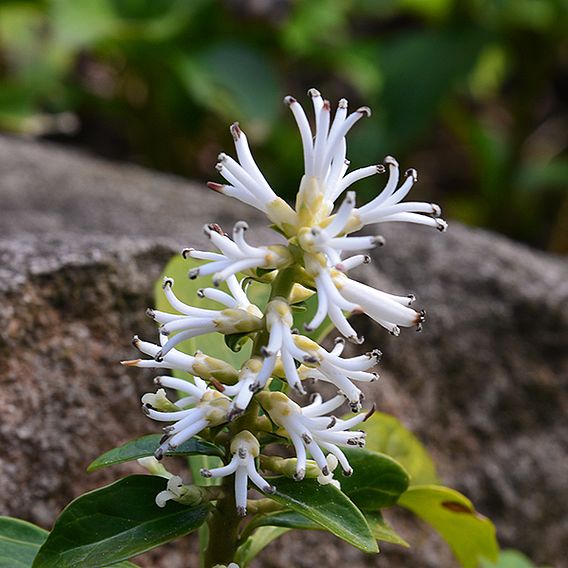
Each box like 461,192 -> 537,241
0,135 -> 566,568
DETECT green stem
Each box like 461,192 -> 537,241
203,267 -> 298,566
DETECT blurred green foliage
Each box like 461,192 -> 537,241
0,0 -> 567,250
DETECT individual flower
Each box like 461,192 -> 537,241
184,223 -> 292,286
297,191 -> 384,267
200,430 -> 275,516
295,336 -> 380,411
222,358 -> 264,419
121,335 -> 238,384
142,379 -> 230,459
332,271 -> 424,336
257,391 -> 369,480
208,123 -> 297,229
349,156 -> 448,233
148,275 -> 263,360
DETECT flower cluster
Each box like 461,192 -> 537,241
124,89 -> 445,516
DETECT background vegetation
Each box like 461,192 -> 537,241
1,0 -> 567,251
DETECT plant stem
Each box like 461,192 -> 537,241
203,267 -> 298,566
204,476 -> 242,567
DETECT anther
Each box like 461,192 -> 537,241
431,203 -> 442,216
436,219 -> 448,232
357,106 -> 372,117
181,248 -> 193,259
154,351 -> 164,363
200,468 -> 212,478
294,469 -> 305,481
207,181 -> 224,193
384,155 -> 399,168
162,277 -> 174,289
303,354 -> 318,364
327,416 -> 337,429
407,294 -> 416,304
264,484 -> 276,494
363,255 -> 371,264
131,335 -> 140,346
334,337 -> 345,346
405,168 -> 418,182
234,220 -> 249,231
376,164 -> 386,174
308,88 -> 321,98
197,289 -> 205,298
237,506 -> 247,517
284,95 -> 296,106
301,432 -> 313,444
343,468 -> 353,477
372,235 -> 386,247
338,98 -> 348,109
238,448 -> 247,459
154,448 -> 165,461
188,269 -> 199,280
230,122 -> 241,140
321,466 -> 330,476
364,404 -> 376,422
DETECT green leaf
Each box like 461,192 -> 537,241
398,485 -> 498,568
176,41 -> 280,130
247,508 -> 409,548
0,517 -> 47,568
32,476 -> 210,568
0,517 -> 137,568
247,510 -> 321,533
87,434 -> 224,472
363,511 -> 409,547
338,447 -> 409,509
267,477 -> 378,553
359,411 -> 440,485
234,527 -> 289,568
480,549 -> 550,568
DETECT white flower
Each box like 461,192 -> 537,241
285,89 -> 374,212
333,271 -> 424,336
208,122 -> 297,228
155,475 -> 187,508
351,156 -> 448,233
148,275 -> 262,360
200,430 -> 274,516
222,358 -> 264,419
298,192 -> 384,267
257,391 -> 370,480
251,298 -> 307,394
295,336 -> 380,411
184,222 -> 292,285
142,382 -> 230,459
316,453 -> 341,490
122,335 -> 238,384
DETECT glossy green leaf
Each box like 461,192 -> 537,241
32,476 -> 210,568
339,447 -> 410,509
234,527 -> 289,568
268,477 -> 377,553
0,516 -> 137,568
363,511 -> 409,548
398,485 -> 498,568
246,508 -> 409,548
359,411 -> 439,485
0,517 -> 48,568
87,434 -> 224,472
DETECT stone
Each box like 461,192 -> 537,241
0,135 -> 566,567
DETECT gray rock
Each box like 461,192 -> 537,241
0,135 -> 566,567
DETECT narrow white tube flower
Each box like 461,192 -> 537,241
352,156 -> 447,232
223,358 -> 264,419
284,90 -> 374,207
184,222 -> 292,285
143,387 -> 230,459
121,335 -> 238,384
257,391 -> 370,480
333,271 -> 424,336
295,336 -> 380,411
298,192 -> 385,267
200,430 -> 274,516
208,124 -> 296,228
252,299 -> 307,394
149,276 -> 263,360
